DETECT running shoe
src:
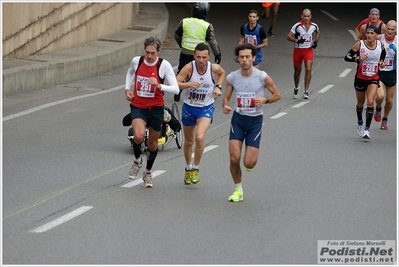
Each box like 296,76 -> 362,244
302,91 -> 309,99
142,171 -> 153,188
374,110 -> 382,122
228,188 -> 243,202
128,158 -> 142,180
191,169 -> 200,184
380,120 -> 388,130
184,169 -> 193,185
357,120 -> 364,137
362,127 -> 370,139
267,31 -> 274,37
293,88 -> 299,99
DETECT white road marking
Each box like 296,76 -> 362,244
320,10 -> 338,21
270,112 -> 287,119
318,84 -> 334,93
122,170 -> 166,188
192,145 -> 218,158
122,145 -> 219,187
3,85 -> 124,122
339,68 -> 352,77
30,206 -> 93,233
348,29 -> 357,41
292,101 -> 309,108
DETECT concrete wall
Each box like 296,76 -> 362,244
2,2 -> 138,59
2,3 -> 169,97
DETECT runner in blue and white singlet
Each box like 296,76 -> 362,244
183,61 -> 216,108
176,43 -> 226,185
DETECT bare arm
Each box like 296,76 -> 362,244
257,37 -> 268,49
222,80 -> 234,114
286,31 -> 297,42
176,62 -> 201,91
314,29 -> 321,42
212,63 -> 226,98
264,75 -> 281,104
254,75 -> 281,107
238,35 -> 244,45
358,24 -> 366,41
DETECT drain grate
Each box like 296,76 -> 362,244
128,25 -> 154,32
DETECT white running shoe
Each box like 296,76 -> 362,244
362,128 -> 370,139
357,120 -> 364,137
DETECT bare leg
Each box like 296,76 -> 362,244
304,60 -> 313,91
383,84 -> 396,118
229,140 -> 243,185
294,66 -> 301,88
192,117 -> 212,166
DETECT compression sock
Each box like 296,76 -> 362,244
366,106 -> 374,128
146,148 -> 158,170
356,105 -> 363,122
133,140 -> 143,159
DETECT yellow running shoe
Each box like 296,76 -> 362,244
184,169 -> 193,185
191,169 -> 200,184
228,188 -> 243,202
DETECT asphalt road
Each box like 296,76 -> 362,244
2,3 -> 397,265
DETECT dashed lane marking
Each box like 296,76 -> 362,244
122,170 -> 166,188
339,68 -> 352,77
192,145 -> 218,158
292,101 -> 310,108
270,112 -> 287,119
30,206 -> 93,233
318,84 -> 334,94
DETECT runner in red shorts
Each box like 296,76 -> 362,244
286,8 -> 320,100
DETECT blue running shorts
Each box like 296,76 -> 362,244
182,103 -> 214,126
230,111 -> 263,148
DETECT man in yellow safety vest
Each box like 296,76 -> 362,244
174,2 -> 222,101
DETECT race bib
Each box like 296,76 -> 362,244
188,84 -> 211,106
136,75 -> 155,98
384,56 -> 394,67
245,35 -> 257,46
361,62 -> 378,76
236,92 -> 256,113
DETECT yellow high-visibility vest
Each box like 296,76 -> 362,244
181,17 -> 209,51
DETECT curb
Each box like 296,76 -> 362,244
2,3 -> 169,97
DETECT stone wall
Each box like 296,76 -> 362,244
2,2 -> 138,59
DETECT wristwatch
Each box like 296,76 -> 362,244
215,84 -> 222,89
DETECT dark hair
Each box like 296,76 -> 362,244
235,43 -> 256,57
249,9 -> 259,16
144,36 -> 162,51
194,43 -> 210,54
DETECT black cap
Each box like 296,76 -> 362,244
366,25 -> 378,33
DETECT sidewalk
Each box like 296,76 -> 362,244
2,3 -> 169,97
